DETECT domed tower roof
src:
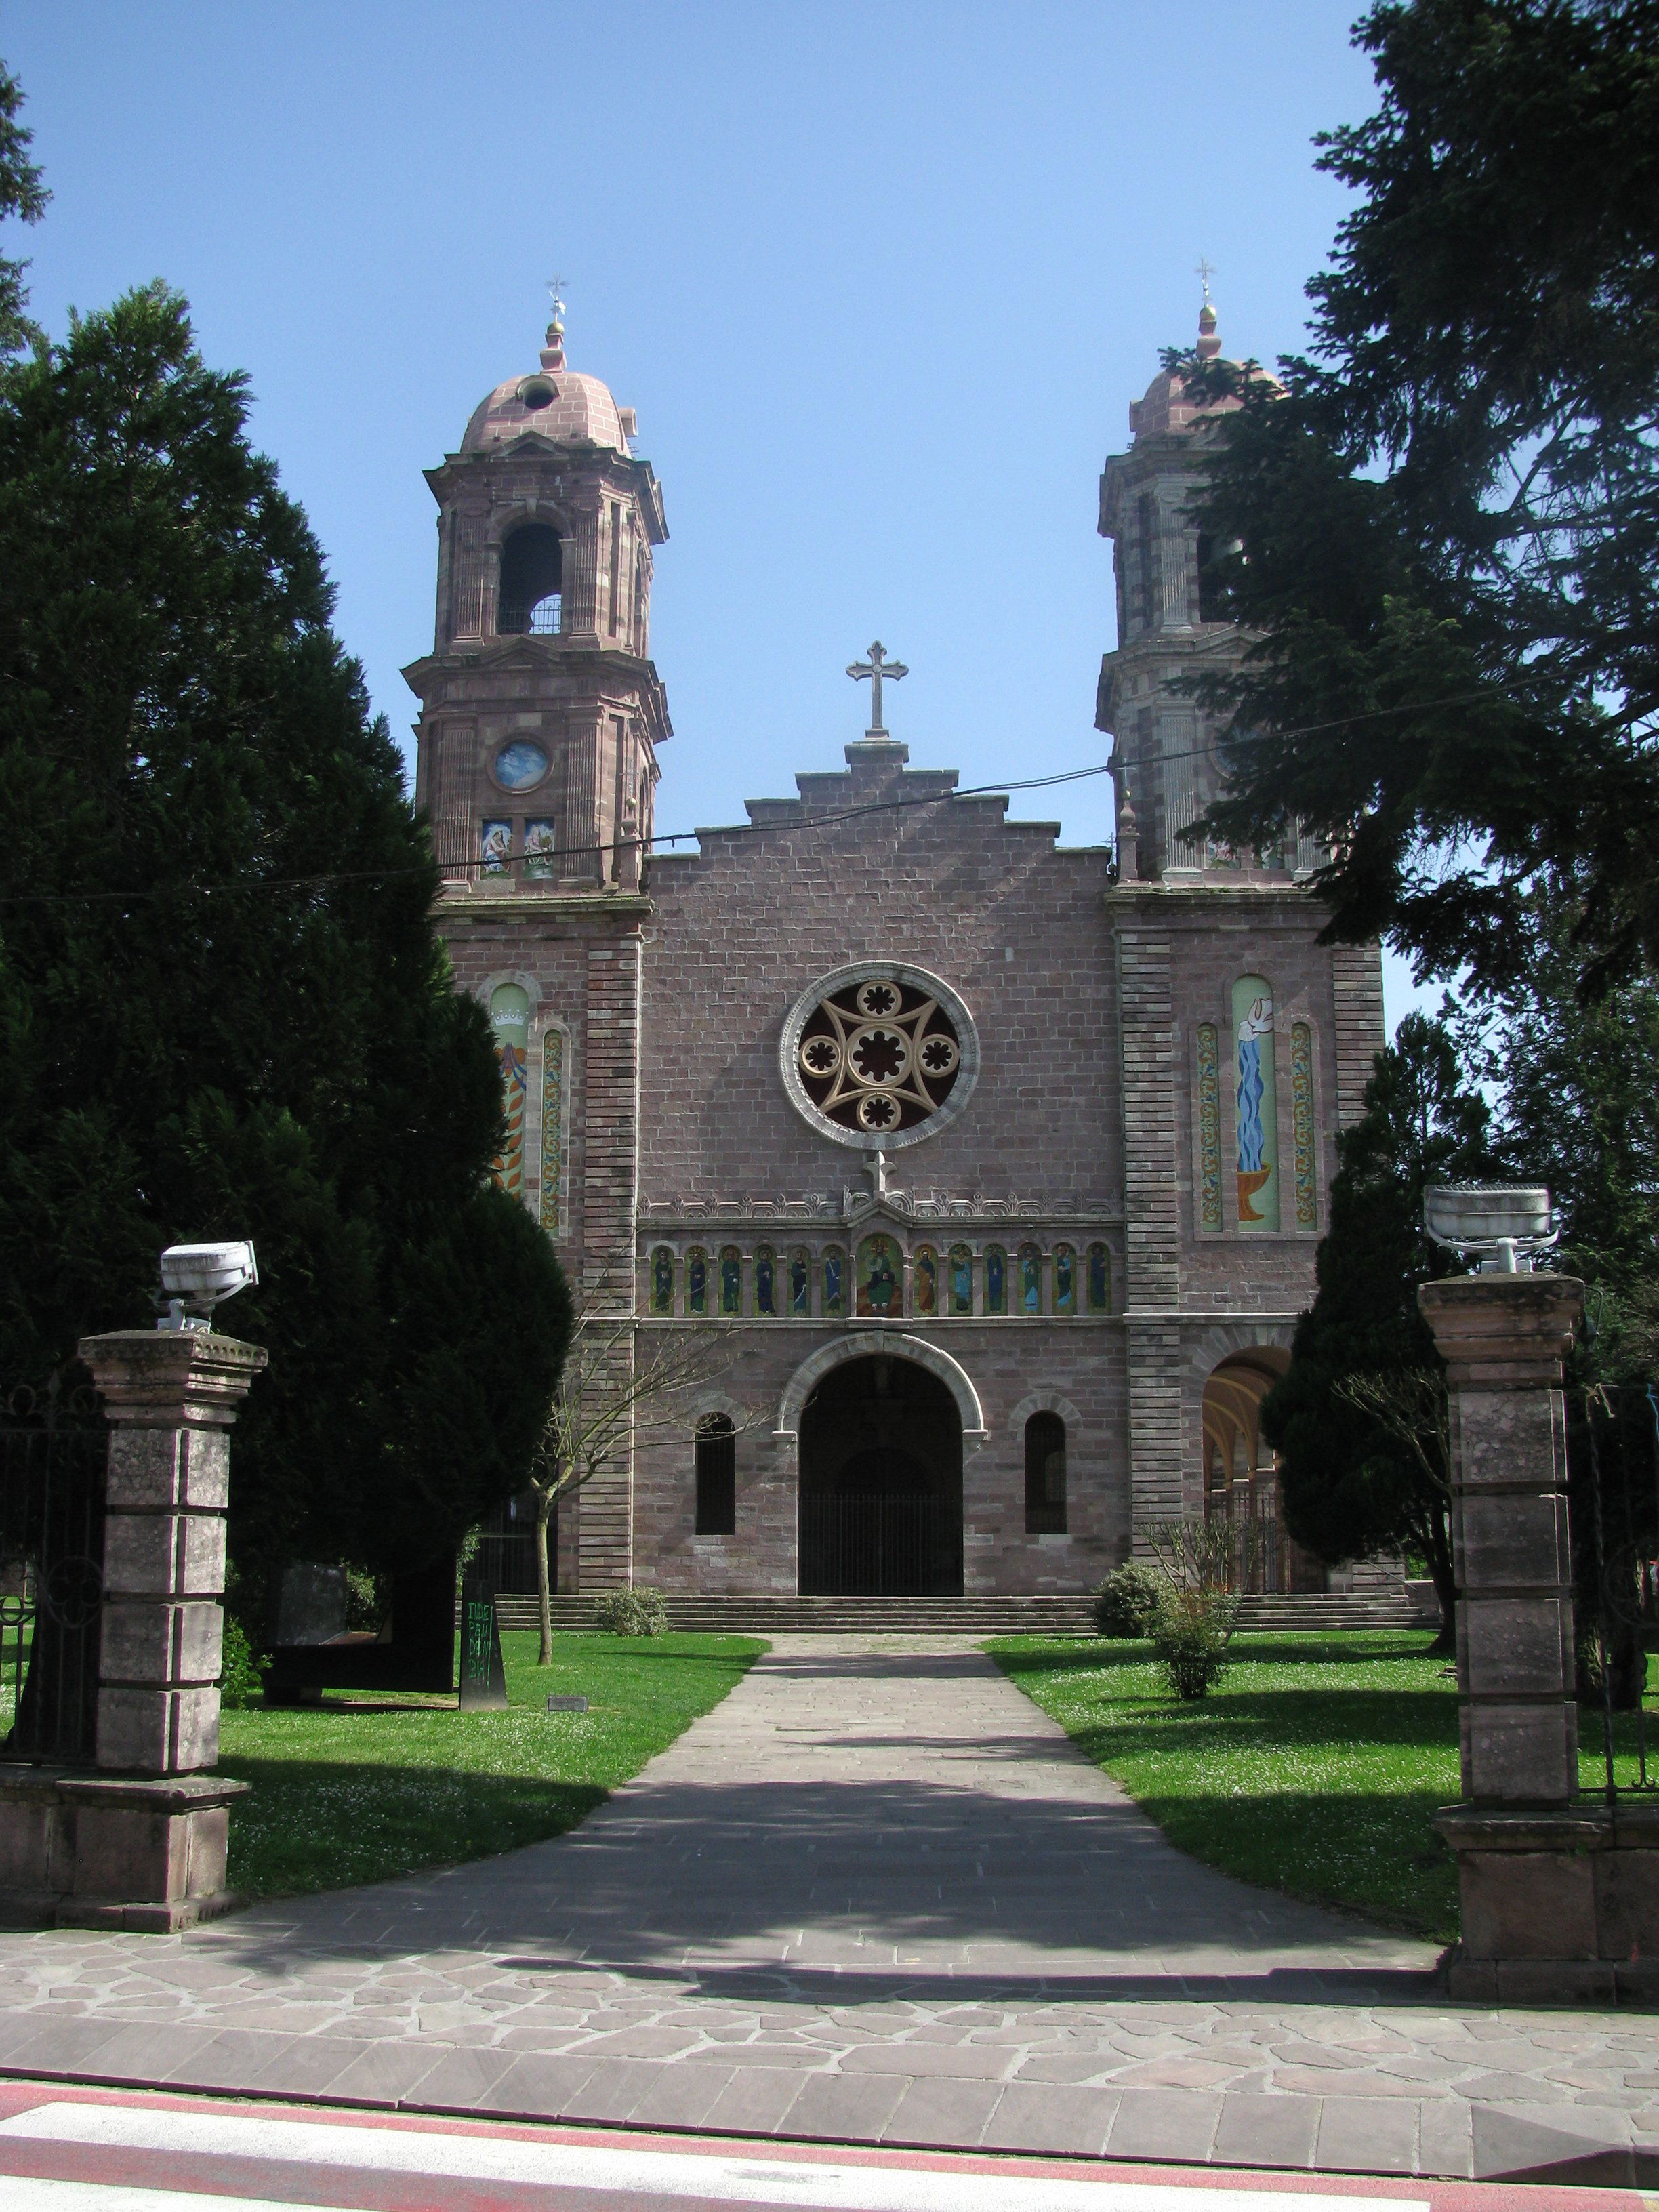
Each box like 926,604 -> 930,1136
459,311 -> 635,456
1127,300 -> 1273,441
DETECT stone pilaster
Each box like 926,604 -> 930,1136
577,938 -> 642,1589
1113,908 -> 1185,1540
1418,1275 -> 1582,1804
1411,1275 -> 1658,2003
79,1330 -> 267,1778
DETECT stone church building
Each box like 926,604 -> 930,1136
407,298 -> 1383,1601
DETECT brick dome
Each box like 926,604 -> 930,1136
460,328 -> 632,456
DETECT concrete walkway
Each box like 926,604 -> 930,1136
0,1637 -> 1656,2188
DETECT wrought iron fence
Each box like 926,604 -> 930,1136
1574,1380 -> 1659,1801
1,1374 -> 106,1764
497,595 -> 562,636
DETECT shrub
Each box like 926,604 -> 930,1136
1094,1561 -> 1162,1639
219,1614 -> 268,1708
1149,1588 -> 1232,1699
594,1586 -> 668,1637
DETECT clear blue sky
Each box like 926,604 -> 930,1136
4,0 -> 1425,1023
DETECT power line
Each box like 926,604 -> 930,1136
0,674 -> 1569,911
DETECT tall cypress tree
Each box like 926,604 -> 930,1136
0,263 -> 569,1610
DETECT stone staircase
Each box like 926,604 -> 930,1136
492,1589 -> 1428,1637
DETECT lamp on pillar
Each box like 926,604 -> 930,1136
54,1246 -> 266,1930
1416,1183 -> 1659,2003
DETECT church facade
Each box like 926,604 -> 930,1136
407,300 -> 1383,1598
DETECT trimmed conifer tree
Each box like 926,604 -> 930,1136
0,272 -> 569,1612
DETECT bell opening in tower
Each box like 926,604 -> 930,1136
499,523 -> 562,636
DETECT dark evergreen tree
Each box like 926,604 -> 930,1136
1263,1015 -> 1494,1642
0,266 -> 569,1614
0,62 -> 46,356
1179,0 -> 1659,998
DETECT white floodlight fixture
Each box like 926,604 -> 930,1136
157,1242 -> 259,1332
1422,1185 -> 1556,1275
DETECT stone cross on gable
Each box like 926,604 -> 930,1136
846,641 -> 907,737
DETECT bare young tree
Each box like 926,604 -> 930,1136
525,1279 -> 758,1662
1333,1366 -> 1454,1648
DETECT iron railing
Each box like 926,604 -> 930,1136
1576,1380 -> 1659,1801
1,1374 -> 105,1765
799,1493 -> 962,1597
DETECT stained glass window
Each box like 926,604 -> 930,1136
985,1246 -> 1006,1315
1019,1243 -> 1042,1314
687,1247 -> 708,1316
1291,1022 -> 1317,1229
790,1247 -> 811,1315
649,1247 -> 674,1315
539,1026 -> 565,1235
913,1246 -> 937,1317
754,1244 -> 777,1316
524,819 -> 557,880
1053,1244 -> 1076,1315
823,1246 -> 846,1317
1086,1242 -> 1110,1313
948,1244 -> 973,1315
718,1246 -> 742,1317
1233,975 -> 1280,1232
488,983 -> 530,1200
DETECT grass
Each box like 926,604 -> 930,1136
991,1629 -> 1659,1947
217,1629 -> 764,1902
989,1631 -> 1467,1943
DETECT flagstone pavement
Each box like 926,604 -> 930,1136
1,1635 -> 1657,2188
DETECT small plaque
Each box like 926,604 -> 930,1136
546,1694 -> 589,1713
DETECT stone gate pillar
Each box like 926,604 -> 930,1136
66,1328 -> 267,1929
1420,1273 -> 1659,2003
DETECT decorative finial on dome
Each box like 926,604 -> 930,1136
1195,256 -> 1221,360
541,273 -> 567,372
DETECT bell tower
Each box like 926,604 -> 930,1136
405,297 -> 670,893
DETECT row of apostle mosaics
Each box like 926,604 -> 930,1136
642,1235 -> 1117,1323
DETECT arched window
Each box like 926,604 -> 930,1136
686,1247 -> 708,1316
1018,1243 -> 1042,1314
754,1244 -> 777,1316
498,523 -> 562,634
948,1244 -> 973,1315
695,1413 -> 735,1536
1025,1412 -> 1067,1535
649,1247 -> 674,1315
789,1246 -> 811,1315
1086,1242 -> 1111,1313
913,1245 -> 937,1317
718,1246 -> 742,1317
822,1246 -> 846,1317
1053,1245 -> 1076,1315
985,1245 -> 1007,1315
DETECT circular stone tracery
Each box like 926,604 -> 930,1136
780,962 -> 980,1151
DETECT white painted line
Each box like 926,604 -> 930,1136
0,2102 -> 1431,2212
0,2187 -> 321,2212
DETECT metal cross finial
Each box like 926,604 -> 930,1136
846,640 -> 909,737
1195,256 -> 1216,305
546,274 -> 567,326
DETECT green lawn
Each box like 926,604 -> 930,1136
989,1631 -> 1465,1942
218,1629 -> 764,1901
991,1629 -> 1659,1946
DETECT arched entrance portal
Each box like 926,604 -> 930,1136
798,1355 -> 963,1595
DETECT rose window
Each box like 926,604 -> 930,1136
793,975 -> 967,1139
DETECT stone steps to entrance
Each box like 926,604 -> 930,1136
492,1590 -> 1427,1636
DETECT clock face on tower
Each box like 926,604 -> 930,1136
779,962 -> 979,1151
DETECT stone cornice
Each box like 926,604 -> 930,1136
441,889 -> 653,923
637,1193 -> 1122,1234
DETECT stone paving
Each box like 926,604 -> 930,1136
0,1637 -> 1656,2188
